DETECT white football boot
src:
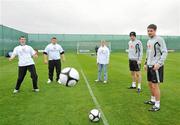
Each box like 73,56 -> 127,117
57,79 -> 62,84
47,79 -> 52,84
95,79 -> 100,82
33,89 -> 39,92
13,89 -> 19,94
103,81 -> 107,83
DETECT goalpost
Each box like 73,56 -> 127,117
77,41 -> 111,54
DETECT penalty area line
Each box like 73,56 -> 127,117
80,69 -> 109,125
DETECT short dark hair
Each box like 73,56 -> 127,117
147,24 -> 157,31
51,37 -> 57,40
19,36 -> 25,39
129,32 -> 136,37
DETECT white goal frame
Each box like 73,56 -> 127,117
77,41 -> 111,54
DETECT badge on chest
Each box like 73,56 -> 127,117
147,44 -> 151,49
53,46 -> 57,50
130,45 -> 134,48
21,46 -> 27,52
101,49 -> 106,54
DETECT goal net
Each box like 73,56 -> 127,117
77,41 -> 111,54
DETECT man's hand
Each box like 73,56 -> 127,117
62,58 -> 65,62
144,65 -> 147,71
137,60 -> 141,64
33,54 -> 38,58
43,54 -> 48,64
34,49 -> 38,55
9,55 -> 15,61
9,58 -> 13,61
153,63 -> 160,70
44,60 -> 48,64
61,54 -> 65,62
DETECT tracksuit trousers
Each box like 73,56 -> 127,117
48,59 -> 61,81
15,64 -> 38,90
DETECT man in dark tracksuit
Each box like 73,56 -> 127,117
43,37 -> 65,84
9,36 -> 39,93
95,45 -> 99,55
144,24 -> 168,112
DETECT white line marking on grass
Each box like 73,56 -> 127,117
81,69 -> 109,125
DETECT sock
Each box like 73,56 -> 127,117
138,83 -> 141,89
155,101 -> 160,108
132,82 -> 136,87
151,96 -> 155,102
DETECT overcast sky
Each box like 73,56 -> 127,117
0,0 -> 180,35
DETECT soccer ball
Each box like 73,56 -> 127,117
59,67 -> 79,87
89,109 -> 101,122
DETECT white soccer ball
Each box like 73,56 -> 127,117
89,109 -> 101,122
59,67 -> 79,87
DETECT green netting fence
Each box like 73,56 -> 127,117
0,25 -> 180,56
0,25 -> 28,56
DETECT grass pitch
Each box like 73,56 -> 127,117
0,52 -> 180,125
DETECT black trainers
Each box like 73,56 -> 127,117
144,100 -> 155,105
148,105 -> 160,112
128,86 -> 136,89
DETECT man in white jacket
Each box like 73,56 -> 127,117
95,40 -> 110,83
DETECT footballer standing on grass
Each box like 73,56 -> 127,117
43,37 -> 65,84
95,40 -> 110,83
144,24 -> 168,112
128,32 -> 143,93
9,36 -> 39,93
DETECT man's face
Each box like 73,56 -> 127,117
51,39 -> 57,44
130,35 -> 136,41
101,41 -> 106,46
19,38 -> 26,45
147,28 -> 156,38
